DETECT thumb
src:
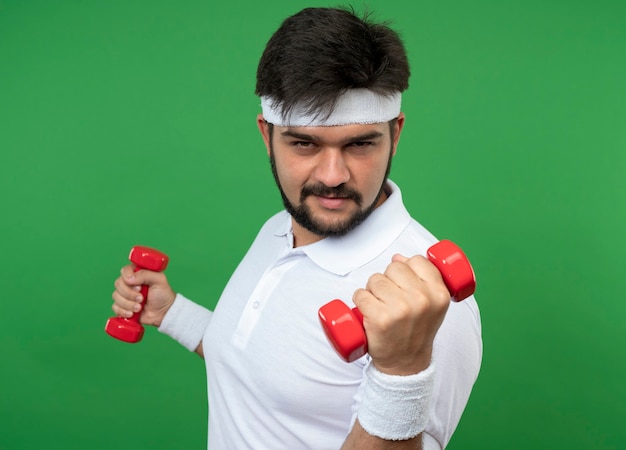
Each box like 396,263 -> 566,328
122,265 -> 164,287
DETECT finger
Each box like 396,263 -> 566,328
114,275 -> 143,301
401,255 -> 444,285
363,272 -> 401,305
391,253 -> 409,263
362,261 -> 426,308
112,303 -> 141,318
401,255 -> 452,306
376,257 -> 450,311
111,302 -> 137,318
120,265 -> 141,286
382,259 -> 425,292
124,267 -> 167,289
352,287 -> 387,324
112,290 -> 142,313
388,255 -> 446,294
112,303 -> 134,318
352,287 -> 377,309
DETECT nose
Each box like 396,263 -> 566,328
314,148 -> 350,187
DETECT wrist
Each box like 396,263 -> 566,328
157,293 -> 213,351
374,348 -> 433,377
146,291 -> 177,328
357,362 -> 436,440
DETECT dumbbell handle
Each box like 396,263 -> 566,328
318,240 -> 475,362
129,265 -> 149,323
105,246 -> 169,343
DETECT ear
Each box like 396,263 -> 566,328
391,112 -> 406,157
391,112 -> 405,156
257,114 -> 272,156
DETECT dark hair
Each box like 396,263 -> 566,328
255,7 -> 410,122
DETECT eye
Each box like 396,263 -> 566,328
289,140 -> 321,155
349,141 -> 374,147
346,141 -> 377,155
291,140 -> 314,148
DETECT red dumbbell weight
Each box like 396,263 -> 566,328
318,240 -> 475,362
105,245 -> 169,343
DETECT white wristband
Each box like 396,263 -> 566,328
158,293 -> 212,351
357,362 -> 436,440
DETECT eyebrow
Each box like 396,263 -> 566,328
280,129 -> 385,145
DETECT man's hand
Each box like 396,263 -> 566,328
352,254 -> 451,375
111,265 -> 176,328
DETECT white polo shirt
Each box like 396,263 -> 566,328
166,180 -> 482,449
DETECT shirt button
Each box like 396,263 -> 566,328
252,301 -> 260,309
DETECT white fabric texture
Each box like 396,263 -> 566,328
190,180 -> 483,449
261,88 -> 402,126
158,293 -> 212,352
357,362 -> 436,440
358,362 -> 435,441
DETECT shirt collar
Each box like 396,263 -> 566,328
273,180 -> 411,276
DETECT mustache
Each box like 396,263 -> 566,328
300,184 -> 363,206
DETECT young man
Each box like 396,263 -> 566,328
111,7 -> 482,449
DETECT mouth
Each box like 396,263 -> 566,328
301,184 -> 363,210
315,195 -> 350,210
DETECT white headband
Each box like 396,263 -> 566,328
261,88 -> 402,127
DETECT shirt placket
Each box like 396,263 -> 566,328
231,251 -> 303,350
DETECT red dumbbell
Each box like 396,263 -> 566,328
318,240 -> 475,362
105,245 -> 169,343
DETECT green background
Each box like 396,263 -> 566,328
1,0 -> 624,448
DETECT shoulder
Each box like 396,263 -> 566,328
248,210 -> 290,246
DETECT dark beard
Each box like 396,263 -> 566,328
268,151 -> 392,238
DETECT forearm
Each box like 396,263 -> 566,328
342,421 -> 422,450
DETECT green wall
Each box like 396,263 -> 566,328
1,0 -> 624,448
